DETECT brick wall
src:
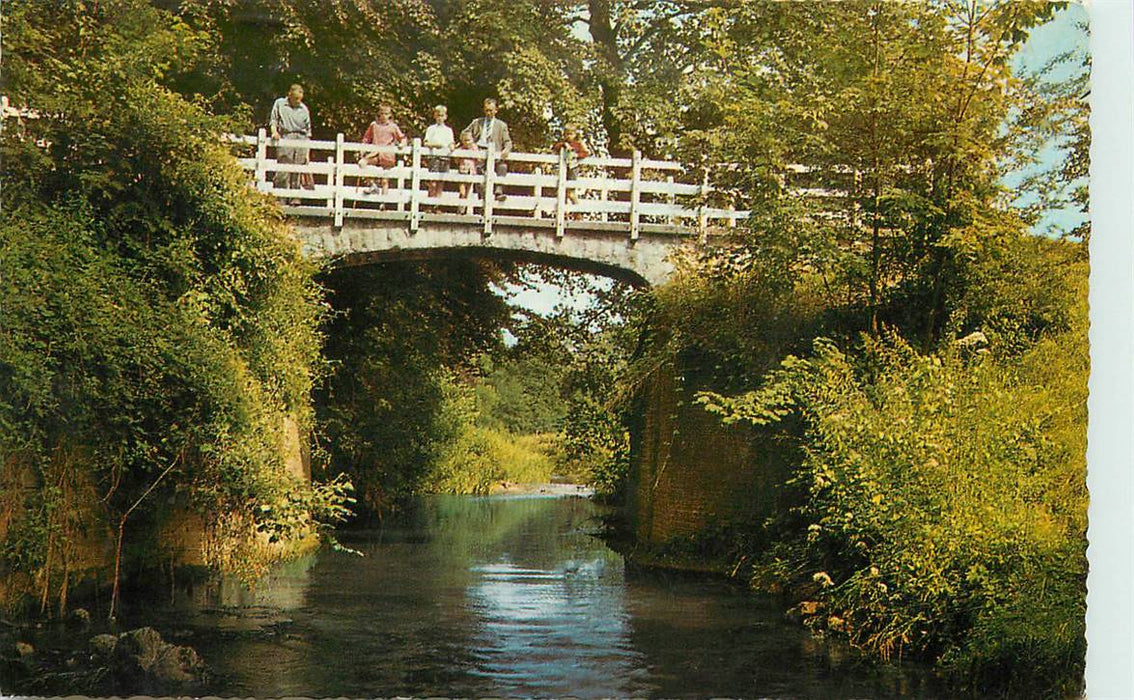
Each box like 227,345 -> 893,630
626,359 -> 795,547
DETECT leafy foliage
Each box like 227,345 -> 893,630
557,332 -> 632,500
1006,9 -> 1090,240
679,0 -> 1064,343
622,3 -> 1087,693
699,271 -> 1086,693
315,261 -> 513,515
473,313 -> 571,435
1,0 -> 348,605
423,375 -> 554,495
164,0 -> 596,148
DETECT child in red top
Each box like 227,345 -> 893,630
552,124 -> 590,211
359,104 -> 407,195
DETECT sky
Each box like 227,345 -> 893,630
1014,2 -> 1088,77
503,3 -> 1091,318
1006,2 -> 1090,235
500,274 -> 607,318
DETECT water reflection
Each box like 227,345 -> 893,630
118,493 -> 939,698
468,557 -> 641,696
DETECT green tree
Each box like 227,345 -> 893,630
682,1 -> 1061,343
165,0 -> 596,147
169,0 -> 443,135
474,311 -> 571,435
2,0 -> 348,612
1007,8 -> 1089,240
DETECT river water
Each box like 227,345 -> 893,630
120,493 -> 940,697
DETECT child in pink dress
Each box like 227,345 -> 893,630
359,104 -> 406,195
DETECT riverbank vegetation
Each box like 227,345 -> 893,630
1,0 -> 353,614
608,2 -> 1089,695
695,257 -> 1087,694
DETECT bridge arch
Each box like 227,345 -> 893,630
291,217 -> 694,287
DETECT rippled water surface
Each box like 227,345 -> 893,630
122,494 -> 939,697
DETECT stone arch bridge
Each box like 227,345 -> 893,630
231,131 -> 748,286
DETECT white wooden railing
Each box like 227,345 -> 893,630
228,130 -> 746,239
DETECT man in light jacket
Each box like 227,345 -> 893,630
460,98 -> 512,202
270,84 -> 313,201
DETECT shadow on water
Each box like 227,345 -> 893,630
105,494 -> 943,698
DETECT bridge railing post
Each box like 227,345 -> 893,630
666,175 -> 676,227
254,128 -> 269,192
326,156 -> 334,214
410,138 -> 422,233
483,142 -> 495,236
396,156 -> 406,213
555,147 -> 568,238
698,166 -> 709,242
629,149 -> 641,241
533,166 -> 544,219
334,133 -> 345,228
599,173 -> 609,222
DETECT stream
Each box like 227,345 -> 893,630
107,492 -> 940,697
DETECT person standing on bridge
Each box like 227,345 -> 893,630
270,84 -> 313,203
552,123 -> 590,217
359,104 -> 407,197
461,98 -> 511,203
456,131 -> 479,207
423,105 -> 455,202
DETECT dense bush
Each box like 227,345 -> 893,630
1,0 -> 350,608
697,249 -> 1088,694
424,427 -> 555,496
417,373 -> 554,495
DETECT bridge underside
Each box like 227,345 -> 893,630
336,246 -> 651,287
289,214 -> 703,287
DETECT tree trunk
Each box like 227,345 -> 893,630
109,515 -> 126,621
107,456 -> 180,621
923,247 -> 950,351
868,3 -> 883,336
588,0 -> 626,155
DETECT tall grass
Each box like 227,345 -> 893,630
422,428 -> 555,495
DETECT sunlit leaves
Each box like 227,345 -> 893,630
695,256 -> 1087,690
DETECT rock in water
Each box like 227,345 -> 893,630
112,627 -> 165,678
66,607 -> 92,631
149,643 -> 204,684
111,626 -> 205,688
0,640 -> 34,682
89,633 -> 119,659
